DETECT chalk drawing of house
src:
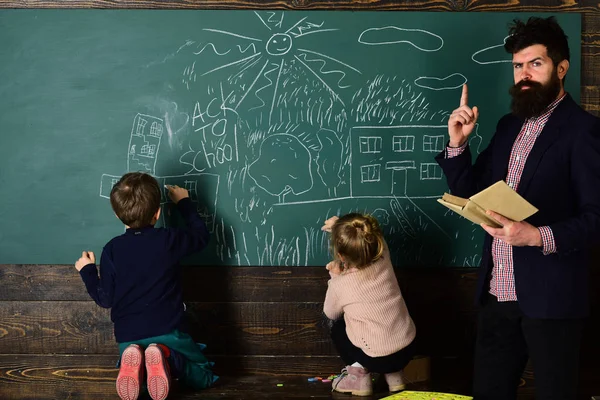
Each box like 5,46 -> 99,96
128,113 -> 164,174
349,126 -> 446,197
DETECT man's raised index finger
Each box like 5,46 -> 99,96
460,84 -> 468,107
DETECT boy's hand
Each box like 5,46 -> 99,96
75,251 -> 95,271
166,185 -> 189,203
321,216 -> 339,233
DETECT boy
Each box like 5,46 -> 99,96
75,172 -> 216,400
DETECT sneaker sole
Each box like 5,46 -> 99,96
389,384 -> 406,392
145,346 -> 170,400
334,388 -> 374,396
116,346 -> 142,400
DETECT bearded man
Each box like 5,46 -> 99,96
435,16 -> 600,400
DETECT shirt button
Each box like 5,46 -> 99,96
498,264 -> 503,270
515,155 -> 520,161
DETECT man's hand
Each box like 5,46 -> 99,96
166,185 -> 189,204
448,84 -> 479,147
326,260 -> 343,278
321,216 -> 339,233
481,211 -> 542,247
75,251 -> 95,271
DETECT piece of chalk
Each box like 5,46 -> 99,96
276,383 -> 283,387
322,379 -> 331,383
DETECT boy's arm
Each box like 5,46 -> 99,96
77,249 -> 115,308
166,185 -> 210,258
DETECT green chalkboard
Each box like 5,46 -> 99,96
0,10 -> 580,266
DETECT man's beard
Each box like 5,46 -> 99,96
509,72 -> 562,119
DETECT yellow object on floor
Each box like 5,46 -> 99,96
379,391 -> 473,400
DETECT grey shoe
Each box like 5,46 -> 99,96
384,370 -> 407,392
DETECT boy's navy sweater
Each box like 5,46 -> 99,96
79,198 -> 209,343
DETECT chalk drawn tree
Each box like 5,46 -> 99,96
315,128 -> 343,196
248,133 -> 313,203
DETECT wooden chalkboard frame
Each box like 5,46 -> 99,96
0,0 -> 596,118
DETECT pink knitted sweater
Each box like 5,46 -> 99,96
323,244 -> 416,357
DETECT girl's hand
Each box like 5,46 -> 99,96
321,216 -> 339,233
326,260 -> 343,278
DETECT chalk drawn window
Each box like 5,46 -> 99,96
136,118 -> 147,136
184,181 -> 198,201
148,145 -> 156,157
359,136 -> 382,154
420,163 -> 443,180
423,135 -> 445,152
392,136 -> 415,152
360,164 -> 381,182
141,144 -> 150,156
150,122 -> 162,137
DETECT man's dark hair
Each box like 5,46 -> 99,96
504,16 -> 570,66
110,172 -> 161,229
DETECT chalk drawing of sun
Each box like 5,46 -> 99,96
191,11 -> 361,122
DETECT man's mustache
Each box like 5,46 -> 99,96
513,80 -> 543,90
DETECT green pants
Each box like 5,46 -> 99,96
118,330 -> 217,390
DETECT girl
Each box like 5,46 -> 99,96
322,213 -> 416,396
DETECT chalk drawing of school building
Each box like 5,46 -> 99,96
128,114 -> 163,173
99,113 -> 220,232
350,125 -> 446,198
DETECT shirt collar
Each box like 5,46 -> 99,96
125,225 -> 155,235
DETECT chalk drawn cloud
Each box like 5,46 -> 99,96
472,36 -> 512,65
358,26 -> 443,52
414,73 -> 467,91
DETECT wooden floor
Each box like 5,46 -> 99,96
0,373 -> 560,400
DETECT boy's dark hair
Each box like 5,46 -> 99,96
504,16 -> 570,67
110,172 -> 161,229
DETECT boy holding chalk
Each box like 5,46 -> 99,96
75,172 -> 216,400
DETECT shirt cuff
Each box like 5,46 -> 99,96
538,226 -> 557,255
446,141 -> 468,158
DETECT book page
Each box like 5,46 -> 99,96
437,197 -> 502,228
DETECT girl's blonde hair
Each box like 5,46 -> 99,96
330,213 -> 384,269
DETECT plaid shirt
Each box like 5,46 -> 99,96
446,94 -> 564,301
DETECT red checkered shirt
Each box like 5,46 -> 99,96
446,94 -> 564,301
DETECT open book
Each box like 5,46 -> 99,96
380,390 -> 472,399
437,180 -> 538,228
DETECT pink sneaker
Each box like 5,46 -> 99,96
116,344 -> 143,400
331,365 -> 373,396
384,370 -> 407,392
145,344 -> 171,400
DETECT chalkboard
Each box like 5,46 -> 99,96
0,10 -> 580,266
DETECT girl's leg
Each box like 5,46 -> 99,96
330,318 -> 362,365
330,318 -> 373,396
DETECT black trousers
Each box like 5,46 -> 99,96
330,318 -> 416,374
473,294 -> 585,400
